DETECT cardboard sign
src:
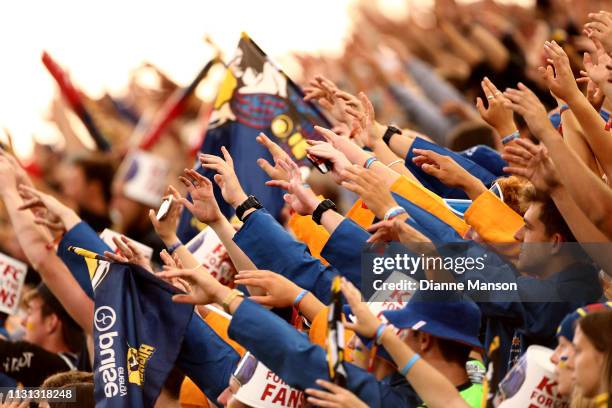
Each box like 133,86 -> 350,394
122,150 -> 170,207
99,229 -> 154,261
234,356 -> 304,408
186,227 -> 236,286
366,271 -> 416,321
0,253 -> 28,315
496,345 -> 568,408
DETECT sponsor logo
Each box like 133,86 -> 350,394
127,344 -> 155,386
95,305 -> 126,398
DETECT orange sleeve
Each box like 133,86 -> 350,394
390,176 -> 470,237
203,309 -> 246,357
287,199 -> 376,265
464,190 -> 522,258
309,306 -> 355,363
179,377 -> 210,408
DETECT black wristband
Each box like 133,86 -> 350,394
382,125 -> 402,146
312,199 -> 338,225
235,195 -> 263,221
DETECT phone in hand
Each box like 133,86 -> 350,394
156,196 -> 173,221
306,153 -> 332,174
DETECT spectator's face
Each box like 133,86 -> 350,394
571,326 -> 605,398
22,297 -> 51,346
59,163 -> 87,205
550,336 -> 575,396
514,203 -> 553,272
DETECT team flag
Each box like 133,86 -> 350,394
177,33 -> 330,242
85,258 -> 193,407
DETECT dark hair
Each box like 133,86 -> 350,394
67,153 -> 116,203
42,371 -> 93,388
448,121 -> 497,151
577,311 -> 612,397
435,337 -> 473,366
24,285 -> 85,353
50,382 -> 94,408
526,191 -> 576,242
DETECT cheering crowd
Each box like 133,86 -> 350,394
1,0 -> 612,407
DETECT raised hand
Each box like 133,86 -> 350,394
17,184 -> 80,231
344,92 -> 386,149
176,170 -> 223,226
199,146 -> 248,208
256,132 -> 292,182
266,158 -> 321,215
538,41 -> 581,103
502,138 -> 561,194
103,235 -> 153,272
475,77 -> 517,137
305,379 -> 369,408
157,265 -> 230,305
340,278 -> 379,338
233,269 -> 302,308
303,75 -> 349,125
306,141 -> 352,184
158,250 -> 190,292
314,125 -> 368,165
340,165 -> 397,219
580,41 -> 612,88
367,218 -> 431,246
148,185 -> 184,244
503,83 -> 557,139
585,11 -> 612,55
411,149 -> 486,199
0,149 -> 32,189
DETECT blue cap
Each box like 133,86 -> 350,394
556,302 -> 612,342
382,290 -> 482,350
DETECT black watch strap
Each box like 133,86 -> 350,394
236,195 -> 263,221
382,125 -> 402,146
312,199 -> 338,225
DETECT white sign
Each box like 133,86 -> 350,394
99,229 -> 154,261
234,357 -> 304,408
0,253 -> 27,315
367,271 -> 417,321
186,227 -> 236,286
122,150 -> 170,207
496,345 -> 568,408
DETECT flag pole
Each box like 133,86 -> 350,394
41,52 -> 112,152
139,56 -> 223,150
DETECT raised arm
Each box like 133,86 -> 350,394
541,40 -> 612,177
341,279 -> 470,408
503,83 -> 612,238
0,160 -> 93,334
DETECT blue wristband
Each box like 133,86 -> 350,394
293,289 -> 309,307
384,206 -> 407,221
399,354 -> 421,376
364,157 -> 378,169
375,323 -> 388,345
167,240 -> 182,254
501,131 -> 520,145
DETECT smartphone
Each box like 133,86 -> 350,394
306,153 -> 331,174
156,196 -> 173,221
